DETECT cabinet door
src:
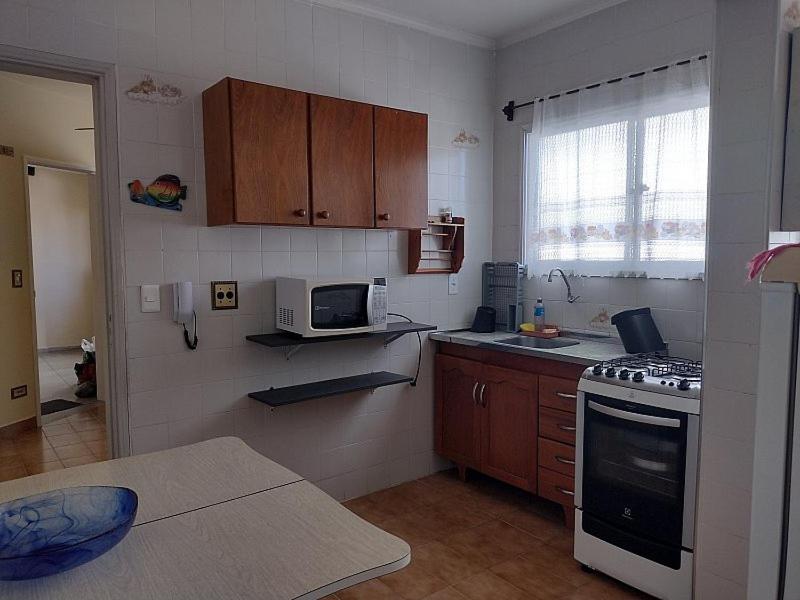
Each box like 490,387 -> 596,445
310,96 -> 373,227
435,355 -> 482,468
229,80 -> 310,225
480,365 -> 538,492
374,107 -> 428,229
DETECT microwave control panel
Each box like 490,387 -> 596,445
373,278 -> 387,325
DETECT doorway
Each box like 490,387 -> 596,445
27,162 -> 105,426
0,60 -> 122,481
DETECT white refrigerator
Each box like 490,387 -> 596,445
750,252 -> 800,599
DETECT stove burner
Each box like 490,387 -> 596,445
595,353 -> 702,382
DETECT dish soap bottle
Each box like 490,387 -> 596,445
534,298 -> 545,331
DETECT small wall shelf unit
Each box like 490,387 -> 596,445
245,321 -> 436,408
408,216 -> 465,274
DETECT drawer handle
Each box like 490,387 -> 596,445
555,456 -> 575,466
318,210 -> 331,219
557,424 -> 576,432
556,486 -> 575,497
555,392 -> 577,400
479,383 -> 486,407
379,212 -> 391,221
472,382 -> 479,405
294,208 -> 307,217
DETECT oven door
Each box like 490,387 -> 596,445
310,283 -> 371,331
578,392 -> 695,568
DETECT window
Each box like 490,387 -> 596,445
523,60 -> 710,279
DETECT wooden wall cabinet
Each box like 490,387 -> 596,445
374,107 -> 428,229
310,95 -> 374,228
203,79 -> 310,226
202,78 -> 428,230
435,343 -> 584,526
435,354 -> 538,492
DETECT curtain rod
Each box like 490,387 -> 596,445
501,54 -> 709,122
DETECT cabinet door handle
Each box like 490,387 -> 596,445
472,382 -> 479,405
556,486 -> 575,497
479,383 -> 486,407
318,210 -> 331,219
555,456 -> 575,466
379,213 -> 391,221
555,392 -> 577,400
557,424 -> 576,432
294,208 -> 307,217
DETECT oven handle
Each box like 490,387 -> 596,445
587,400 -> 681,428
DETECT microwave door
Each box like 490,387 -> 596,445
310,284 -> 370,330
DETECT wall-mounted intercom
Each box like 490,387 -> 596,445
173,282 -> 198,350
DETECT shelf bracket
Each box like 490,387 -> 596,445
284,345 -> 302,360
383,333 -> 406,347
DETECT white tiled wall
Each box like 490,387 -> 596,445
492,0 -> 713,359
523,276 -> 706,359
697,1 -> 780,597
0,0 -> 494,500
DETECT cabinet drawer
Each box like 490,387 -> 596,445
538,438 -> 575,477
539,407 -> 576,445
538,466 -> 575,507
539,375 -> 578,413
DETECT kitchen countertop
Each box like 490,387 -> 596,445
430,329 -> 628,366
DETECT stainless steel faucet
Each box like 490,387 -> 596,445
547,268 -> 580,303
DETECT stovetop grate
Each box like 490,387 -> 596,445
598,353 -> 703,380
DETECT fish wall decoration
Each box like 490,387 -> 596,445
128,174 -> 187,211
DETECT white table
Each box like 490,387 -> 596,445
0,437 -> 411,599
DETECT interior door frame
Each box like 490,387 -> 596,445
23,157 -> 96,430
0,44 -> 129,457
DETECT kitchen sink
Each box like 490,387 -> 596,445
493,336 -> 580,349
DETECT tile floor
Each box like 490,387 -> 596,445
38,348 -> 85,403
0,406 -> 108,482
334,470 -> 649,600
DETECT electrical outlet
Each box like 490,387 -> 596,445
11,385 -> 27,399
211,281 -> 238,310
448,273 -> 459,295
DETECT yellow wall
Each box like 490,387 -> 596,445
0,72 -> 93,428
29,168 -> 94,350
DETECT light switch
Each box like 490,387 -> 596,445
448,273 -> 459,295
141,284 -> 161,313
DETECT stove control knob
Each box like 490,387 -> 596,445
660,380 -> 667,385
678,379 -> 691,391
632,371 -> 645,383
668,381 -> 675,387
592,364 -> 603,376
605,367 -> 617,378
618,369 -> 630,380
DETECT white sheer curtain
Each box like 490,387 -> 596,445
524,58 -> 710,278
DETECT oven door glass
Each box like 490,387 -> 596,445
310,284 -> 369,329
581,392 -> 687,551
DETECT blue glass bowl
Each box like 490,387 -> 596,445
0,486 -> 138,580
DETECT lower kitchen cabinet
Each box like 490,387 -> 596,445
480,365 -> 538,492
435,355 -> 538,493
435,355 -> 482,470
435,343 -> 585,526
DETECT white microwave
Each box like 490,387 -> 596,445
275,277 -> 387,337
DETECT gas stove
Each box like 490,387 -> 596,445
583,353 -> 702,400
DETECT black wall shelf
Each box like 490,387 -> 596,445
248,371 -> 413,408
246,321 -> 436,359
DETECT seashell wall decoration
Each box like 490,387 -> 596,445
125,75 -> 185,105
451,129 -> 480,149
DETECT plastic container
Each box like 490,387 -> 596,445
610,307 -> 667,354
533,298 -> 545,331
